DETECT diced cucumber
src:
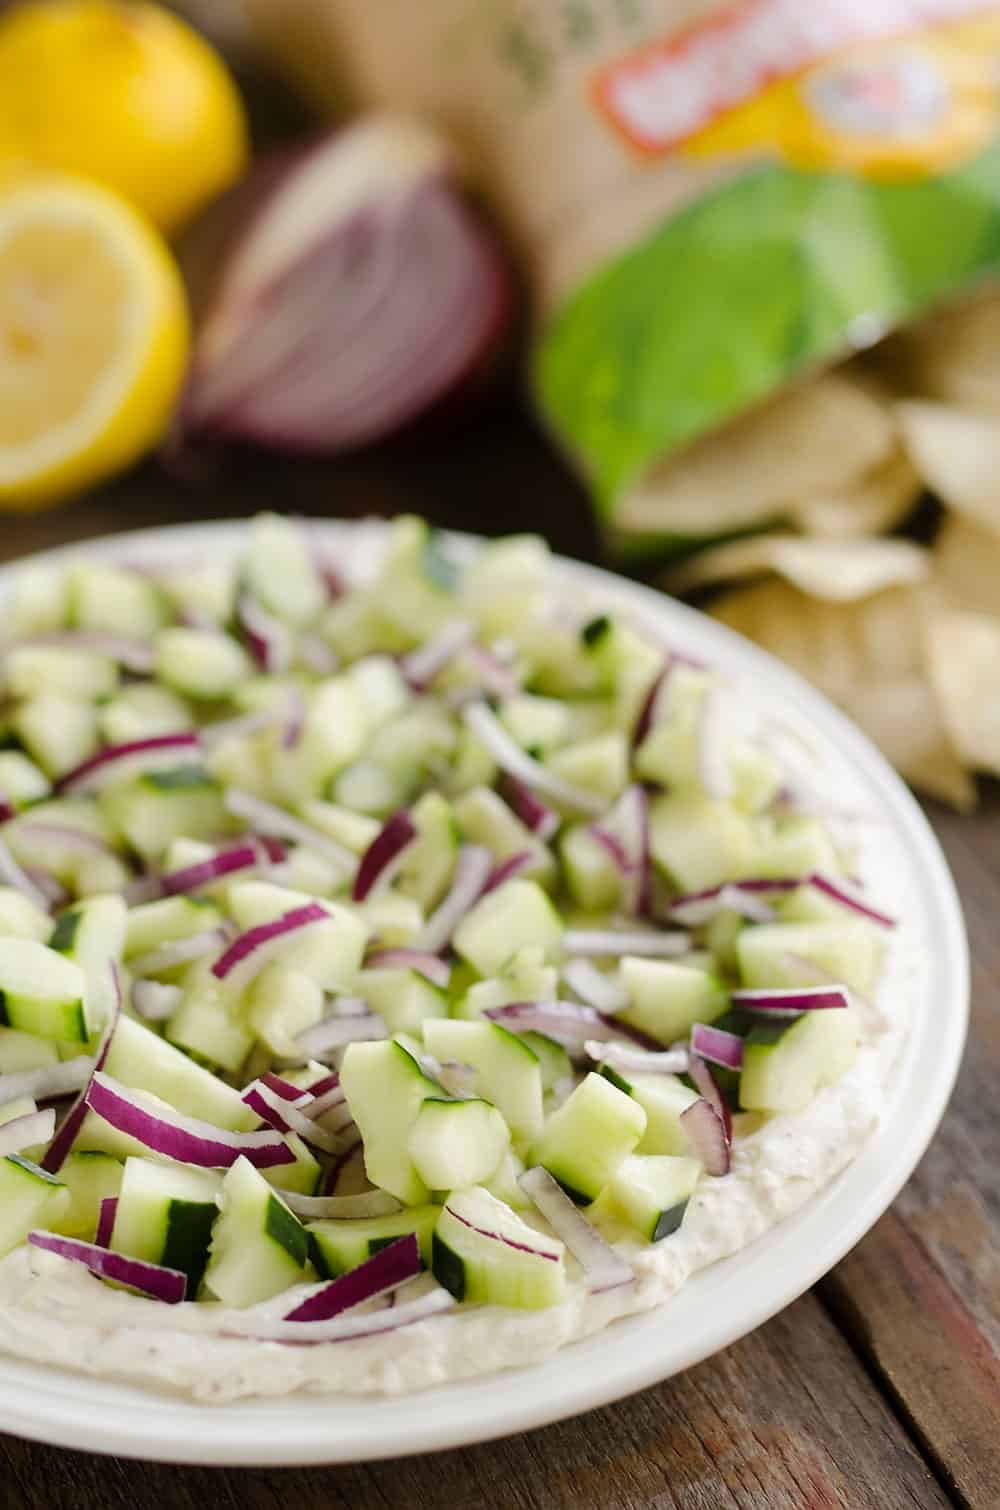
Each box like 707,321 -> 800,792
703,909 -> 744,975
243,513 -> 327,627
297,800 -> 380,856
165,958 -> 255,1074
99,684 -> 193,746
451,947 -> 559,1022
269,677 -> 369,804
225,883 -> 368,995
260,1132 -> 322,1197
50,893 -> 126,1032
0,1155 -> 70,1257
247,963 -> 324,1057
445,725 -> 498,796
332,760 -> 405,817
367,705 -> 457,792
740,1001 -> 861,1113
321,590 -> 409,663
737,920 -> 884,997
101,771 -> 232,862
0,752 -> 50,810
628,1073 -> 700,1156
7,565 -> 68,634
775,882 -> 872,926
49,1150 -> 123,1240
531,1072 -> 646,1204
483,1148 -> 530,1209
100,1015 -> 258,1130
0,887 -> 53,943
0,1027 -> 58,1072
357,968 -> 448,1035
453,881 -> 563,978
0,940 -> 86,1043
498,695 -> 572,755
340,1039 -> 440,1205
161,561 -> 236,628
124,896 -> 223,958
601,1154 -> 702,1242
70,562 -> 168,636
617,957 -> 729,1045
12,693 -> 98,779
731,744 -> 783,814
307,1205 -> 440,1277
202,1155 -> 310,1306
560,824 -> 623,911
408,1097 -> 511,1191
110,1157 -> 221,1292
395,792 -> 458,911
519,1031 -> 572,1092
5,646 -> 118,701
751,815 -> 841,879
433,1186 -> 566,1309
461,533 -> 550,639
370,517 -> 458,645
648,790 -> 754,893
453,786 -> 552,881
545,733 -> 629,804
155,629 -> 252,702
344,655 -> 412,727
423,1019 -> 544,1147
356,892 -> 424,948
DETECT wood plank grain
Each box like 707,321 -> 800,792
0,1295 -> 951,1510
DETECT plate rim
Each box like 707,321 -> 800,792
0,518 -> 969,1466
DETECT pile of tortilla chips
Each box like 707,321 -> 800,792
657,290 -> 1000,811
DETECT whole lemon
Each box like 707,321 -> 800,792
0,1 -> 249,235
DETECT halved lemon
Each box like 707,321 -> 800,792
0,176 -> 189,509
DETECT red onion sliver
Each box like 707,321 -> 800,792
466,644 -> 519,699
419,1052 -> 477,1099
632,663 -> 669,747
282,1189 -> 401,1220
250,1080 -> 346,1154
282,685 -> 307,751
238,592 -> 293,674
561,928 -> 690,958
486,1000 -> 627,1045
293,1011 -> 388,1058
224,789 -> 357,873
518,1165 -> 634,1293
94,1195 -> 118,1249
130,928 -> 230,978
806,873 -> 896,928
285,1233 -> 422,1323
462,702 -> 605,816
156,839 -> 289,900
401,620 -> 476,690
131,979 -> 182,1022
0,795 -> 15,825
8,631 -> 155,674
259,1072 -> 314,1106
502,776 -> 559,841
303,1085 -> 346,1123
365,949 -> 450,988
685,1056 -> 733,1148
562,958 -> 629,1015
57,732 -> 201,795
41,968 -> 121,1174
85,1072 -> 295,1169
352,809 -> 417,902
729,985 -> 850,1014
28,1230 -> 187,1302
690,1023 -> 744,1072
211,902 -> 329,995
226,1281 -> 454,1344
481,850 -> 535,894
0,1107 -> 55,1157
583,1040 -> 689,1076
679,1098 -> 730,1176
415,843 -> 493,955
0,837 -> 52,911
667,878 -> 798,926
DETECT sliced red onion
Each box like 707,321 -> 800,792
365,949 -> 450,989
419,1052 -> 477,1100
466,644 -> 519,699
149,838 -> 289,901
41,968 -> 121,1174
293,1011 -> 388,1058
304,1070 -> 341,1096
0,1107 -> 55,1157
94,1196 -> 118,1249
502,777 -> 559,842
85,1071 -> 295,1169
667,877 -> 799,926
462,702 -> 605,817
352,808 -> 417,902
0,794 -> 15,825
414,843 -> 492,954
224,789 -> 357,874
632,664 -> 669,747
561,928 -> 690,958
444,1198 -> 562,1261
237,592 -> 293,675
249,1079 -> 346,1154
130,928 -> 230,978
282,1189 -> 402,1220
485,1000 -> 626,1045
310,1097 -> 355,1134
285,1233 -> 422,1323
211,902 -> 330,994
282,685 -> 307,751
679,1098 -> 730,1176
131,979 -> 182,1022
325,1136 -> 366,1196
592,784 -> 651,916
518,1165 -> 634,1293
562,958 -> 629,1015
583,1040 -> 689,1076
7,631 -> 155,674
259,1072 -> 314,1106
58,733 -> 202,795
806,873 -> 896,929
297,632 -> 339,676
697,687 -> 733,802
227,1280 -> 453,1343
685,1056 -> 733,1148
240,1076 -> 311,1131
691,1023 -> 744,1072
0,837 -> 52,910
0,1056 -> 93,1112
28,1230 -> 187,1302
481,850 -> 536,894
729,985 -> 850,1015
401,619 -> 476,691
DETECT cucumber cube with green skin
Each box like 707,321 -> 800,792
545,733 -> 629,804
165,961 -> 255,1075
100,684 -> 193,747
356,892 -> 425,948
648,790 -> 754,893
202,1156 -> 310,1307
50,893 -> 127,1034
13,693 -> 99,779
270,678 -> 369,804
0,752 -> 50,811
603,1155 -> 703,1242
395,793 -> 460,912
110,1157 -> 221,1293
0,887 -> 53,944
340,1039 -> 441,1206
0,940 -> 87,1043
124,896 -> 223,958
50,1151 -> 123,1240
297,799 -> 381,856
308,1205 -> 440,1278
450,946 -> 559,1022
737,920 -> 884,998
154,628 -> 253,701
531,1072 -> 646,1204
453,881 -> 563,978
560,824 -> 624,912
260,1133 -> 322,1198
483,1149 -> 530,1210
739,1002 -> 861,1114
101,773 -> 233,863
244,512 -> 327,627
0,1027 -> 58,1073
614,1073 -> 701,1157
519,1032 -> 572,1092
99,1015 -> 259,1131
5,646 -> 119,702
247,964 -> 324,1058
453,787 -> 553,879
0,1155 -> 70,1257
357,968 -> 448,1035
433,1186 -> 566,1309
617,957 -> 729,1045
423,1019 -> 544,1147
225,883 -> 369,995
408,1098 -> 511,1191
70,561 -> 169,636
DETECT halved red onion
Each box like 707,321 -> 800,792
249,1079 -> 346,1154
211,902 -> 330,995
365,949 -> 450,988
7,631 -> 156,674
401,620 -> 476,691
691,1023 -> 744,1072
58,733 -> 202,795
696,687 -> 733,802
237,592 -> 293,675
806,873 -> 896,928
481,850 -> 536,895
415,844 -> 492,955
518,1165 -> 634,1292
94,1196 -> 118,1249
293,1011 -> 388,1059
285,1233 -> 422,1323
85,1072 -> 294,1169
0,837 -> 51,910
0,1107 -> 55,1157
130,927 -> 230,978
282,1188 -> 401,1221
228,1280 -> 453,1344
131,979 -> 182,1022
352,809 -> 417,902
583,1040 -> 689,1076
729,985 -> 850,1015
224,789 -> 357,874
502,777 -> 559,842
561,928 -> 690,958
685,1055 -> 733,1148
486,1000 -> 625,1045
28,1230 -> 187,1302
463,702 -> 605,817
679,1098 -> 730,1176
667,878 -> 798,926
562,958 -> 628,1015
150,838 -> 288,901
41,969 -> 121,1174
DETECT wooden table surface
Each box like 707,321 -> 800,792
0,388 -> 995,1510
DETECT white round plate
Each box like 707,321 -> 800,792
0,520 -> 968,1465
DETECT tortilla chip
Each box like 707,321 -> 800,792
842,677 -> 976,812
791,451 -> 922,538
896,400 -> 1000,530
618,373 -> 898,536
662,535 -> 928,600
888,291 -> 1000,412
933,515 -> 1000,618
926,609 -> 1000,778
